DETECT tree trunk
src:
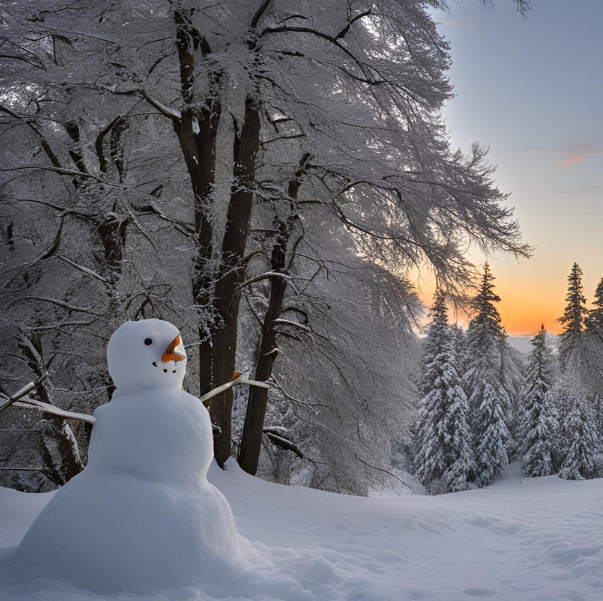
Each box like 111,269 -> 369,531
238,274 -> 287,474
170,9 -> 223,398
238,158 -> 307,474
208,96 -> 261,466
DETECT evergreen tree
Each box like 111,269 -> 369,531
465,264 -> 511,486
557,266 -> 602,445
450,325 -> 469,384
413,291 -> 474,494
520,325 -> 559,477
468,263 -> 505,337
583,278 -> 603,415
558,263 -> 588,373
558,390 -> 599,481
499,338 -> 525,458
585,278 -> 603,333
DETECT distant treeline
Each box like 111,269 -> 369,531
413,263 -> 603,494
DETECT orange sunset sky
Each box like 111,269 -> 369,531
419,1 -> 603,337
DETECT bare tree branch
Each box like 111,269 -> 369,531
0,374 -> 48,417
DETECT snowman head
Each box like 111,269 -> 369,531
107,319 -> 187,395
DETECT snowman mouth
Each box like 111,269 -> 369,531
153,362 -> 178,374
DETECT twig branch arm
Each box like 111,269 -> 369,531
0,374 -> 48,416
7,377 -> 269,426
14,398 -> 96,426
199,376 -> 269,404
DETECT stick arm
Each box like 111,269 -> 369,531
14,398 -> 96,426
199,376 -> 269,404
0,374 -> 48,416
7,375 -> 269,427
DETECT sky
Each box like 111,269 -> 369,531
421,0 -> 603,336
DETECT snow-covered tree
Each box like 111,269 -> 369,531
586,278 -> 603,333
519,325 -> 559,477
583,278 -> 603,409
554,265 -> 603,457
240,229 -> 423,495
465,264 -> 511,486
558,263 -> 588,373
558,387 -> 600,481
1,0 -> 531,490
413,291 -> 474,494
498,338 -> 525,456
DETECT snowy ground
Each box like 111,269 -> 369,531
1,462 -> 602,600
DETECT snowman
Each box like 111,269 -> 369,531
1,319 -> 252,595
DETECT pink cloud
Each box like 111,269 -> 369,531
557,154 -> 586,168
449,15 -> 480,30
556,143 -> 601,168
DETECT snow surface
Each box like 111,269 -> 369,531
1,461 -> 603,600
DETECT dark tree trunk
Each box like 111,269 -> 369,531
238,273 -> 288,474
208,96 -> 261,466
170,9 -> 263,465
173,103 -> 220,396
173,105 -> 220,396
238,157 -> 307,475
171,9 -> 222,397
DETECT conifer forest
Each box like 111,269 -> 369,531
414,262 -> 603,495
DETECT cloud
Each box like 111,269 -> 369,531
556,142 -> 601,168
557,154 -> 586,168
449,15 -> 480,30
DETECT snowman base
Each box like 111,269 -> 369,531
0,381 -> 249,596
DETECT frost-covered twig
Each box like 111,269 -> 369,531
7,296 -> 106,317
0,166 -> 128,189
234,272 -> 294,295
263,429 -> 304,458
272,319 -> 311,332
353,453 -> 415,491
0,374 -> 48,417
57,255 -> 108,283
14,398 -> 96,426
199,375 -> 269,404
143,94 -> 182,120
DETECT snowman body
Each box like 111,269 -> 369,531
3,320 -> 247,594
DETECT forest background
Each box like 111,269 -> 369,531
5,0 -> 599,497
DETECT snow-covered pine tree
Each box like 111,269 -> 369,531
555,264 -> 603,461
413,291 -> 474,494
498,338 -> 525,458
465,264 -> 511,486
520,325 -> 559,477
584,278 -> 603,422
558,386 -> 599,481
558,263 -> 588,373
450,325 -> 469,384
585,278 -> 603,333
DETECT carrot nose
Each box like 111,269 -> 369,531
161,334 -> 186,363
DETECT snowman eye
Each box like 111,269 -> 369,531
144,338 -> 153,346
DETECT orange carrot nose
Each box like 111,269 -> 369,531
161,334 -> 186,363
